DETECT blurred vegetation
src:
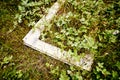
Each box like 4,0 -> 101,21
0,0 -> 120,80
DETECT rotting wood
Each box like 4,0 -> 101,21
23,0 -> 94,71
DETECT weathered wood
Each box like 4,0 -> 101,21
23,1 -> 93,71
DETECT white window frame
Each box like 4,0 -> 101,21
23,1 -> 93,71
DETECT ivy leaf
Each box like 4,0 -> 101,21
81,35 -> 97,49
1,56 -> 13,66
115,61 -> 120,70
80,17 -> 85,22
74,72 -> 83,80
21,0 -> 28,5
98,62 -> 104,68
59,70 -> 70,80
112,71 -> 118,78
102,69 -> 111,76
16,70 -> 23,78
78,25 -> 87,33
96,66 -> 101,72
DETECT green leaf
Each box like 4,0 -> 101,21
101,69 -> 110,76
98,62 -> 104,68
74,72 -> 83,80
18,6 -> 25,12
96,66 -> 101,72
16,70 -> 23,78
115,61 -> 120,70
112,71 -> 118,78
78,25 -> 87,33
59,70 -> 70,80
81,35 -> 97,49
2,56 -> 13,65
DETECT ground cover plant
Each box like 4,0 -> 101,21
0,0 -> 120,79
41,0 -> 120,79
